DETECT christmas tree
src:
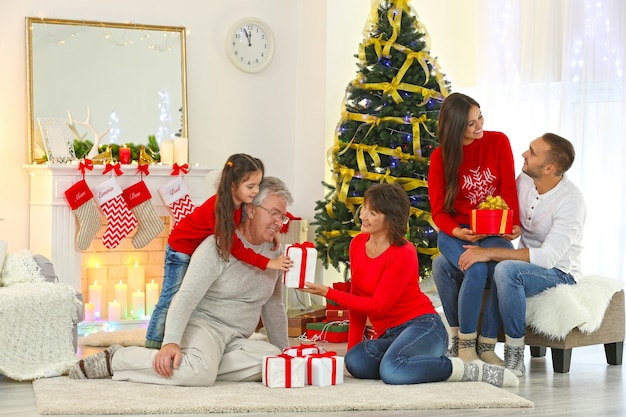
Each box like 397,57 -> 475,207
313,0 -> 451,279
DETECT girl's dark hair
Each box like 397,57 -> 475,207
437,92 -> 480,213
363,182 -> 410,246
215,153 -> 264,260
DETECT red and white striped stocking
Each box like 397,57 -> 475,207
158,177 -> 196,228
93,177 -> 138,249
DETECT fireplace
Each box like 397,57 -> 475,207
25,164 -> 212,324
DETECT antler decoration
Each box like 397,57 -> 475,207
68,106 -> 111,159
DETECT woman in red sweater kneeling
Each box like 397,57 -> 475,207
300,183 -> 517,386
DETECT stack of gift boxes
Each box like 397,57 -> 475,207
283,243 -> 351,343
262,343 -> 344,388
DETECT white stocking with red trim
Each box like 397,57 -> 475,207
158,177 -> 196,229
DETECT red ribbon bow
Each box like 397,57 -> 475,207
170,163 -> 189,176
137,164 -> 150,176
78,159 -> 93,176
284,343 -> 321,357
103,162 -> 123,176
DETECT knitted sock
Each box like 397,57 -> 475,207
122,181 -> 164,249
69,344 -> 122,379
477,335 -> 505,366
458,331 -> 479,362
504,335 -> 526,376
447,327 -> 459,357
448,357 -> 519,387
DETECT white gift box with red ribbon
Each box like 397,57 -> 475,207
262,354 -> 306,388
282,343 -> 325,357
305,352 -> 344,387
283,242 -> 317,288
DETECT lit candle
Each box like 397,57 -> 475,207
173,137 -> 188,164
114,280 -> 128,319
89,264 -> 107,285
108,299 -> 121,321
131,289 -> 145,319
88,281 -> 102,319
119,145 -> 131,164
160,139 -> 174,164
127,262 -> 145,296
145,279 -> 159,316
84,302 -> 96,322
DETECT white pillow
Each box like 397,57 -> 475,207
0,249 -> 45,286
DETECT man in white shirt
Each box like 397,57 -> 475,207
456,133 -> 586,376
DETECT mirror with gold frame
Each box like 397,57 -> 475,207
26,17 -> 188,164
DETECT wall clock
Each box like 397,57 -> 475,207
226,18 -> 275,73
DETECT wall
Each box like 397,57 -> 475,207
0,0 -> 473,283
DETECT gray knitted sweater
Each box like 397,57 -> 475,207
162,231 -> 289,350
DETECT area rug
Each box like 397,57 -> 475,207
33,376 -> 533,414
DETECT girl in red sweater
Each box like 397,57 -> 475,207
145,153 -> 293,348
299,183 -> 517,387
428,93 -> 520,364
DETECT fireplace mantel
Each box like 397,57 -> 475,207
24,163 -> 213,290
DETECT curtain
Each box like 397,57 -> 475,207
468,0 -> 626,280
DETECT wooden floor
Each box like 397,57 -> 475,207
1,343 -> 624,417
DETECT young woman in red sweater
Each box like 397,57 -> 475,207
428,93 -> 521,364
299,183 -> 517,387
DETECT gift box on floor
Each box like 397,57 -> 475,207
283,343 -> 325,357
283,242 -> 317,288
305,352 -> 344,386
287,308 -> 327,337
470,209 -> 513,234
306,321 -> 349,343
326,309 -> 349,320
262,354 -> 305,388
327,281 -> 351,310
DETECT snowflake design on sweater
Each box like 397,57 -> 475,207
461,167 -> 497,205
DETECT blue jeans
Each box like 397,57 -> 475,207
434,230 -> 513,337
493,260 -> 576,338
145,244 -> 191,345
344,314 -> 453,384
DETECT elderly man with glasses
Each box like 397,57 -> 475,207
70,177 -> 294,386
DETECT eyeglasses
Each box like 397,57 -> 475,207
256,205 -> 290,224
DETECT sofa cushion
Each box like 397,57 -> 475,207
33,254 -> 59,283
0,249 -> 45,287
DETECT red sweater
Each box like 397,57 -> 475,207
326,233 -> 436,350
428,131 -> 520,235
167,194 -> 269,270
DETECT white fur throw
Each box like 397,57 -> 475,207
0,249 -> 45,286
526,275 -> 623,340
0,282 -> 81,380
